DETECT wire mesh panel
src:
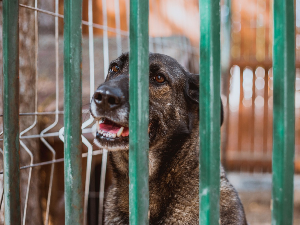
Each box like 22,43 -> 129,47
0,1 -> 199,224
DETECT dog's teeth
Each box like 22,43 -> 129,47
117,127 -> 124,137
112,133 -> 116,138
96,121 -> 99,131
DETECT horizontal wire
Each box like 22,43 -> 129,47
0,111 -> 91,135
0,128 -> 94,141
19,4 -> 129,36
0,149 -> 103,175
0,109 -> 90,117
19,4 -> 64,18
18,4 -> 199,54
0,111 -> 64,117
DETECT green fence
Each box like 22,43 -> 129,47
129,0 -> 149,224
63,0 -> 84,224
3,0 -> 21,224
272,0 -> 295,224
1,0 -> 296,224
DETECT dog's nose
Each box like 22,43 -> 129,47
93,86 -> 122,110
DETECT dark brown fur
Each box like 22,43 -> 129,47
90,53 -> 247,224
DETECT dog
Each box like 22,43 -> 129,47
90,52 -> 247,224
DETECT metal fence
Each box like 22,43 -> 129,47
224,0 -> 300,174
0,0 -> 297,225
0,0 -> 198,224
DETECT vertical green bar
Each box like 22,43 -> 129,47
129,0 -> 149,224
2,0 -> 21,224
64,0 -> 83,224
199,0 -> 221,224
272,0 -> 295,224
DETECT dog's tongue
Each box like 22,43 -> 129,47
99,121 -> 129,136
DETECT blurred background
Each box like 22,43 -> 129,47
0,0 -> 299,224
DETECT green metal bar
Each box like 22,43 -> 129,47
2,0 -> 21,224
129,0 -> 149,224
272,0 -> 295,224
199,0 -> 221,224
63,0 -> 84,224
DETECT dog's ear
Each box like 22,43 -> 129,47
185,73 -> 199,104
185,73 -> 224,126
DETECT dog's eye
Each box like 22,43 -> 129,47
153,74 -> 165,83
110,65 -> 119,73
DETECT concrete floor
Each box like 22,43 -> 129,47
227,173 -> 300,225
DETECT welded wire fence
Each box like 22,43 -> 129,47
0,0 -> 199,224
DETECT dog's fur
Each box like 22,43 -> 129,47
90,53 -> 247,224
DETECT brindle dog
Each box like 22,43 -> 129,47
90,53 -> 247,225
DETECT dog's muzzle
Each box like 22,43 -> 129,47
93,85 -> 123,112
91,83 -> 130,150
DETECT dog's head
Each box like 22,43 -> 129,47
90,52 -> 223,151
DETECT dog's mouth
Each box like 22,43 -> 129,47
94,118 -> 129,151
97,118 -> 129,138
94,116 -> 158,151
